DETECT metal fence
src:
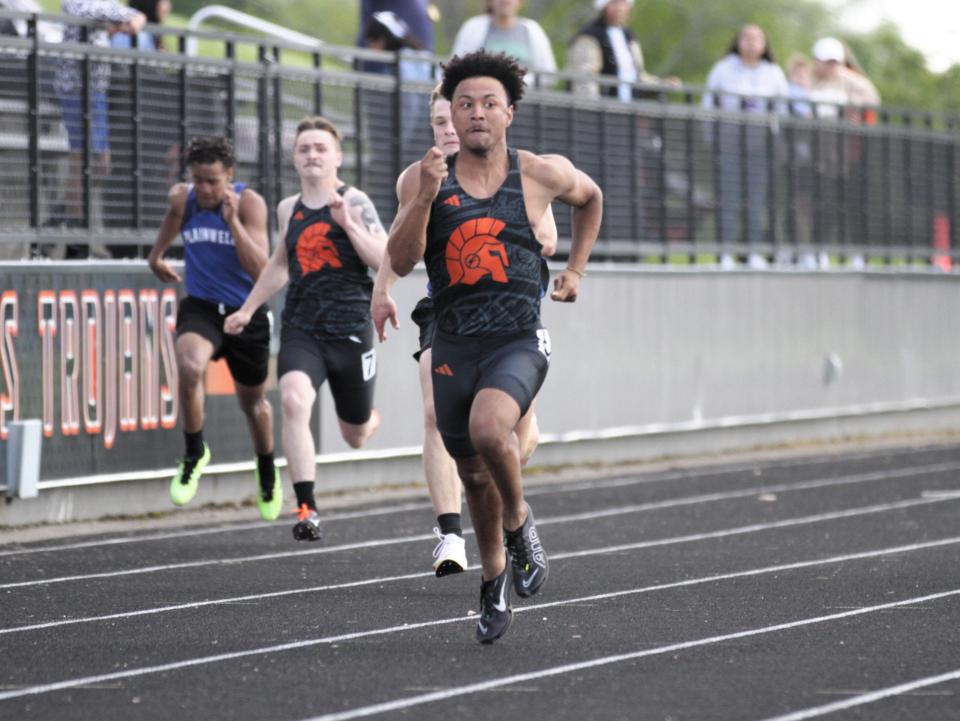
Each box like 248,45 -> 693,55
1,11 -> 958,267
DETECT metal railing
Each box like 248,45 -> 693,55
0,10 -> 957,268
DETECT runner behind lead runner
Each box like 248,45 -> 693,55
225,117 -> 387,541
387,51 -> 603,643
147,136 -> 281,520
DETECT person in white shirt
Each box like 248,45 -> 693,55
450,0 -> 556,87
702,24 -> 788,268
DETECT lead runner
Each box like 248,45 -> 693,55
387,50 -> 603,643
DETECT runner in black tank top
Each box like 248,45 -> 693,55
283,186 -> 374,340
224,117 -> 388,544
387,52 -> 603,644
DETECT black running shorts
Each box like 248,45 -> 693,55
410,296 -> 437,363
430,327 -> 551,458
176,295 -> 271,387
277,324 -> 377,425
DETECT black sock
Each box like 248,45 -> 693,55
293,481 -> 316,511
256,453 -> 275,491
437,513 -> 462,537
184,430 -> 204,458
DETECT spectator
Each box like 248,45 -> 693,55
702,24 -> 788,268
784,53 -> 820,267
363,10 -> 433,82
809,37 -> 880,269
359,0 -> 434,52
808,37 -> 880,118
111,0 -> 171,52
450,0 -> 556,87
567,0 -> 679,101
55,0 -> 145,251
786,52 -> 813,117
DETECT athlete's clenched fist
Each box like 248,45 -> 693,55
417,146 -> 448,203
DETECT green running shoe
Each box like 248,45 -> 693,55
256,465 -> 283,521
170,443 -> 211,506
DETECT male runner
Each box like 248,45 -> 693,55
388,51 -> 602,643
148,136 -> 281,520
225,117 -> 386,542
372,84 -> 557,577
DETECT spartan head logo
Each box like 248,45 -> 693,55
296,222 -> 342,274
446,218 -> 509,286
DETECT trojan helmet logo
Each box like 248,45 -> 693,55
296,222 -> 342,274
446,218 -> 509,286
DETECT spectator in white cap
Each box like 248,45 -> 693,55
450,1 -> 556,87
567,0 -> 679,100
809,36 -> 879,118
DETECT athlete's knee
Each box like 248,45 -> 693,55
455,457 -> 491,491
176,354 -> 206,387
469,415 -> 512,459
280,385 -> 314,422
238,389 -> 270,417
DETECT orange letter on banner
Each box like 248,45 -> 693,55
159,289 -> 178,429
103,291 -> 117,449
81,290 -> 102,434
118,290 -> 138,433
0,291 -> 19,441
59,291 -> 81,436
37,291 -> 57,438
139,289 -> 159,430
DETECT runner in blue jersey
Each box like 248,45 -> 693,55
372,84 -> 557,578
147,136 -> 281,520
224,117 -> 387,542
388,51 -> 603,644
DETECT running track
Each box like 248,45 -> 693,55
2,443 -> 960,720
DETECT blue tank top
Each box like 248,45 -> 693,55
180,182 -> 255,309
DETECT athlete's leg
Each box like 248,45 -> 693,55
469,387 -> 525,530
455,453 -> 506,581
515,399 -> 540,467
337,410 -> 380,449
234,380 -> 273,455
279,370 -> 318,482
175,332 -> 215,437
419,349 -> 461,515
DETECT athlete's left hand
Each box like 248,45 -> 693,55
371,291 -> 399,342
222,187 -> 239,225
550,270 -> 581,303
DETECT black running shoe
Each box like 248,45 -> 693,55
504,503 -> 548,598
292,504 -> 322,542
476,565 -> 512,644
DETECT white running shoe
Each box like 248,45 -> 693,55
432,528 -> 468,577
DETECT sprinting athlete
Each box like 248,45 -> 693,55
147,136 -> 281,520
372,84 -> 557,577
225,117 -> 386,542
388,51 -> 602,643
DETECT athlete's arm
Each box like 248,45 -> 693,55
147,183 -> 188,283
229,188 -> 270,279
536,205 -> 558,257
388,148 -> 446,276
224,196 -> 293,335
525,154 -> 602,302
333,187 -> 388,271
371,167 -> 418,342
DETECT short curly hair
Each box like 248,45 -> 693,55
440,50 -> 526,108
184,136 -> 235,168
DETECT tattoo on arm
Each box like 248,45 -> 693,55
350,196 -> 384,234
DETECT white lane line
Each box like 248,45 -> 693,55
293,588 -> 960,721
0,498 -> 954,635
0,446 -> 947,556
755,668 -> 960,721
2,462 -> 956,591
2,565 -> 958,706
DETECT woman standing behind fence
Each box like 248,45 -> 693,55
702,24 -> 788,268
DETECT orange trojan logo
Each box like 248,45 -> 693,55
296,222 -> 342,274
446,218 -> 509,286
